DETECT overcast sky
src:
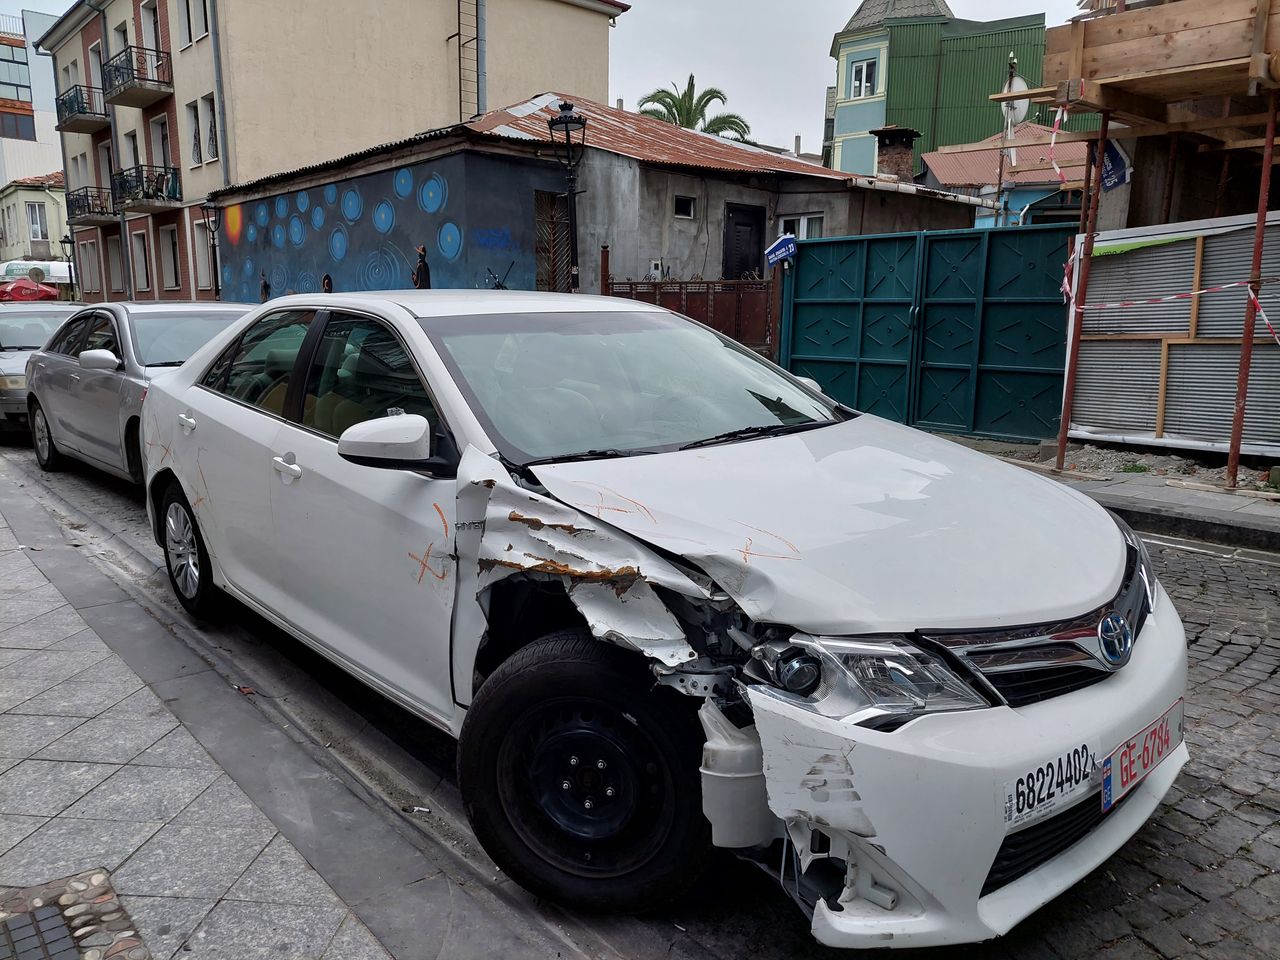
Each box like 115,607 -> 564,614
610,0 -> 1079,153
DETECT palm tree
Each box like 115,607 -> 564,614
638,75 -> 751,140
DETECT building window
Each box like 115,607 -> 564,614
0,112 -> 34,141
673,195 -> 695,219
203,94 -> 218,159
106,236 -> 123,292
193,220 -> 213,290
25,202 -> 47,241
186,101 -> 202,164
176,0 -> 209,46
850,58 -> 877,99
123,130 -> 140,168
131,231 -> 150,291
0,44 -> 32,103
780,214 -> 825,240
160,225 -> 180,289
80,240 -> 101,293
150,116 -> 170,167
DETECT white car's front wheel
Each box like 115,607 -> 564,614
162,481 -> 221,619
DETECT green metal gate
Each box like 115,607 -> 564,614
780,224 -> 1072,442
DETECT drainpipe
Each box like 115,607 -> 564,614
207,0 -> 229,185
87,0 -> 132,298
476,0 -> 486,114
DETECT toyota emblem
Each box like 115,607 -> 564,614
1098,611 -> 1134,666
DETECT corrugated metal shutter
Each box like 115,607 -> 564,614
1072,341 -> 1161,432
1084,240 -> 1194,336
1198,223 -> 1280,337
1163,343 -> 1280,445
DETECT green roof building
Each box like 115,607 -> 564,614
824,1 -> 1089,176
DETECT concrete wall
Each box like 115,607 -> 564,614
485,0 -> 611,108
850,188 -> 973,234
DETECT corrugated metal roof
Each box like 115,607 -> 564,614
920,122 -> 1087,186
841,0 -> 952,32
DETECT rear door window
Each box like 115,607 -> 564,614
201,309 -> 315,416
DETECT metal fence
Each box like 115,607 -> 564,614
102,45 -> 171,96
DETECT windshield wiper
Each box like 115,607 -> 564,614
523,448 -> 640,468
678,420 -> 833,451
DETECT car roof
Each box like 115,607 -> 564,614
0,303 -> 80,314
105,301 -> 253,316
257,290 -> 667,321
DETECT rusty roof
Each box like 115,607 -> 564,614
921,122 -> 1087,187
470,93 -> 854,181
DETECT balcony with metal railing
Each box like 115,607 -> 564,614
66,186 -> 117,225
55,85 -> 109,133
102,45 -> 172,108
112,165 -> 181,211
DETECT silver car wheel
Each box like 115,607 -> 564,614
33,408 -> 50,461
165,502 -> 200,599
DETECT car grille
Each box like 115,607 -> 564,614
982,664 -> 1109,707
981,790 -> 1130,897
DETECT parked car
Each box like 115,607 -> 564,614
0,303 -> 81,433
141,291 -> 1188,950
26,302 -> 250,482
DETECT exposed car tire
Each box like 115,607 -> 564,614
29,400 -> 62,472
161,481 -> 221,619
458,630 -> 710,913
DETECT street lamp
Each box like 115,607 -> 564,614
59,233 -> 75,301
199,200 -> 222,300
547,101 -> 587,292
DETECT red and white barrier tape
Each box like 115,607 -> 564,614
1077,276 -> 1280,312
1248,288 -> 1280,347
1049,107 -> 1067,185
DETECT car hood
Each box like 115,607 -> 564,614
2,348 -> 37,376
531,416 -> 1126,635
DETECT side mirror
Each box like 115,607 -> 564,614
80,349 -> 121,371
338,414 -> 458,478
796,376 -> 823,394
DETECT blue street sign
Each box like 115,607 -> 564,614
1101,140 -> 1132,192
766,234 -> 798,266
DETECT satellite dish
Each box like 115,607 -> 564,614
27,266 -> 45,284
1001,74 -> 1030,126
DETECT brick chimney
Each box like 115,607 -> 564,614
868,125 -> 922,180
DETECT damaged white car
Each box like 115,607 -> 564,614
142,291 -> 1188,949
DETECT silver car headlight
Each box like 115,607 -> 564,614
0,375 -> 24,391
757,634 -> 988,730
1113,513 -> 1157,610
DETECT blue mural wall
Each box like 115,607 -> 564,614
218,152 -> 566,301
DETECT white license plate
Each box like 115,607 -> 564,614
1002,741 -> 1098,829
1102,699 -> 1184,812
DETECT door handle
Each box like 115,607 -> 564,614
272,455 -> 302,480
69,373 -> 80,382
177,412 -> 196,433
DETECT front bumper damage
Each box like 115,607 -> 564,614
453,449 -> 1188,949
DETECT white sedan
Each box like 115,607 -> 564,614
142,291 -> 1188,950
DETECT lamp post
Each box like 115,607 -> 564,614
199,200 -> 222,300
547,101 -> 586,292
59,233 -> 75,301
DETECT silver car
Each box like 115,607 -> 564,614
0,304 -> 81,433
26,302 -> 250,482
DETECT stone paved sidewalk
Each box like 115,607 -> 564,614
0,512 -> 392,960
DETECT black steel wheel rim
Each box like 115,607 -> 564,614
496,697 -> 676,878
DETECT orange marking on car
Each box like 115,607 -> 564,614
433,502 -> 449,538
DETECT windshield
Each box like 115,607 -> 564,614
0,310 -> 73,350
132,311 -> 247,366
424,310 -> 841,464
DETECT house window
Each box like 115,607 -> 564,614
80,240 -> 101,293
177,0 -> 209,45
850,57 -> 878,99
150,116 -> 170,167
673,195 -> 695,219
203,94 -> 218,159
0,112 -> 35,141
780,214 -> 825,240
25,202 -> 47,241
131,231 -> 150,291
0,45 -> 33,104
193,220 -> 212,290
106,236 -> 123,291
186,101 -> 202,164
123,130 -> 139,168
160,225 -> 180,289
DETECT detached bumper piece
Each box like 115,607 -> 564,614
982,790 -> 1132,897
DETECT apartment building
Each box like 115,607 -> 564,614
0,171 -> 66,263
38,0 -> 626,303
0,14 -> 63,212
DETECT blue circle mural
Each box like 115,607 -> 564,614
270,264 -> 288,294
222,265 -> 233,289
358,249 -> 398,289
437,222 -> 462,261
295,191 -> 310,212
275,196 -> 289,219
418,174 -> 447,214
310,205 -> 325,230
323,184 -> 337,205
341,188 -> 363,222
246,223 -> 258,243
297,270 -> 318,293
328,225 -> 349,261
254,203 -> 269,227
373,200 -> 395,235
394,168 -> 414,198
271,223 -> 286,248
243,257 -> 255,278
289,216 -> 305,246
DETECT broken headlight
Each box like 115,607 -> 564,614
761,635 -> 987,728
